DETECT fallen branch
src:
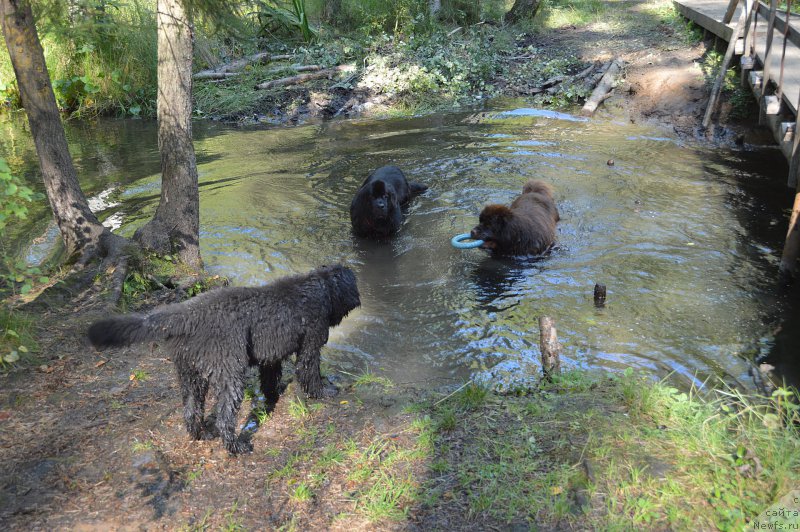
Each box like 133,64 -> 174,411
546,64 -> 598,95
193,52 -> 295,79
581,59 -> 623,117
193,72 -> 240,80
266,64 -> 322,74
583,60 -> 612,91
255,64 -> 356,90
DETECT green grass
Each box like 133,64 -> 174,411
0,309 -> 37,370
538,0 -> 608,29
290,482 -> 314,502
352,369 -> 395,389
162,366 -> 799,529
286,396 -> 324,419
411,371 -> 800,529
131,438 -> 154,452
130,368 -> 149,382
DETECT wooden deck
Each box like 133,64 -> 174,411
673,0 -> 800,115
673,0 -> 800,274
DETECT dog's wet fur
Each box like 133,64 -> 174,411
471,180 -> 559,256
350,165 -> 428,238
88,265 -> 360,455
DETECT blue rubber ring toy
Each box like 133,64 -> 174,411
451,233 -> 484,249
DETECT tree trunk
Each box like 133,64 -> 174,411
134,0 -> 202,270
0,0 -> 114,264
504,0 -> 542,24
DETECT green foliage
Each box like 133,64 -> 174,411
290,481 -> 314,502
331,0 -> 431,36
700,50 -> 755,120
252,0 -> 318,42
32,0 -> 158,117
0,158 -> 48,295
0,309 -> 37,370
120,250 -> 224,308
130,368 -> 149,382
361,25 -> 507,111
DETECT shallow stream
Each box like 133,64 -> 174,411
2,105 -> 796,389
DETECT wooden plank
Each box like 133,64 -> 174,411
703,0 -> 750,128
674,1 -> 736,39
756,1 -> 800,47
724,0 -> 739,22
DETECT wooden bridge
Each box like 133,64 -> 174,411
672,0 -> 800,275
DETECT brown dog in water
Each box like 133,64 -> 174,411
470,180 -> 559,256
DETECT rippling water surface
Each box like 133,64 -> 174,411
1,106 -> 794,389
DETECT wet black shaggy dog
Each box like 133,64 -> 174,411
350,165 -> 428,238
471,180 -> 560,256
88,265 -> 360,455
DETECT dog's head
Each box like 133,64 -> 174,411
471,204 -> 514,251
367,180 -> 396,220
318,264 -> 361,325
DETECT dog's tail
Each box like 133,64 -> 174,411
88,310 -> 180,348
408,181 -> 429,197
522,180 -> 554,198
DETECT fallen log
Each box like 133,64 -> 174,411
583,60 -> 611,91
266,64 -> 322,74
193,52 -> 295,79
581,59 -> 623,117
539,316 -> 562,379
255,64 -> 356,90
193,72 -> 240,80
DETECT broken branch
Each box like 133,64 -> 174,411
255,64 -> 356,90
581,59 -> 623,117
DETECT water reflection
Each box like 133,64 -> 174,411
0,106 -> 795,390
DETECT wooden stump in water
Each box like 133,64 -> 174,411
539,316 -> 562,379
594,283 -> 607,307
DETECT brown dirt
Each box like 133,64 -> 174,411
0,296 -> 429,530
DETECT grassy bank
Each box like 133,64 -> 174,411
181,369 -> 800,529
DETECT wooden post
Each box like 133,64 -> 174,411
779,185 -> 800,277
758,0 -> 780,124
593,283 -> 607,307
780,94 -> 800,276
702,0 -> 749,129
723,0 -> 739,23
789,111 -> 800,188
539,316 -> 562,379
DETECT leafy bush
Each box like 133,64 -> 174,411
0,157 -> 45,369
251,0 -> 318,42
0,158 -> 48,296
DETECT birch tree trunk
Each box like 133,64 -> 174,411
134,0 -> 202,269
0,0 -> 117,264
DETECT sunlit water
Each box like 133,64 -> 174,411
1,106 -> 796,390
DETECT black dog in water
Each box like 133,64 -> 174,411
350,165 -> 428,238
88,265 -> 360,455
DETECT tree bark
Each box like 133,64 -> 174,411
504,0 -> 542,24
134,0 -> 202,270
0,0 -> 115,264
